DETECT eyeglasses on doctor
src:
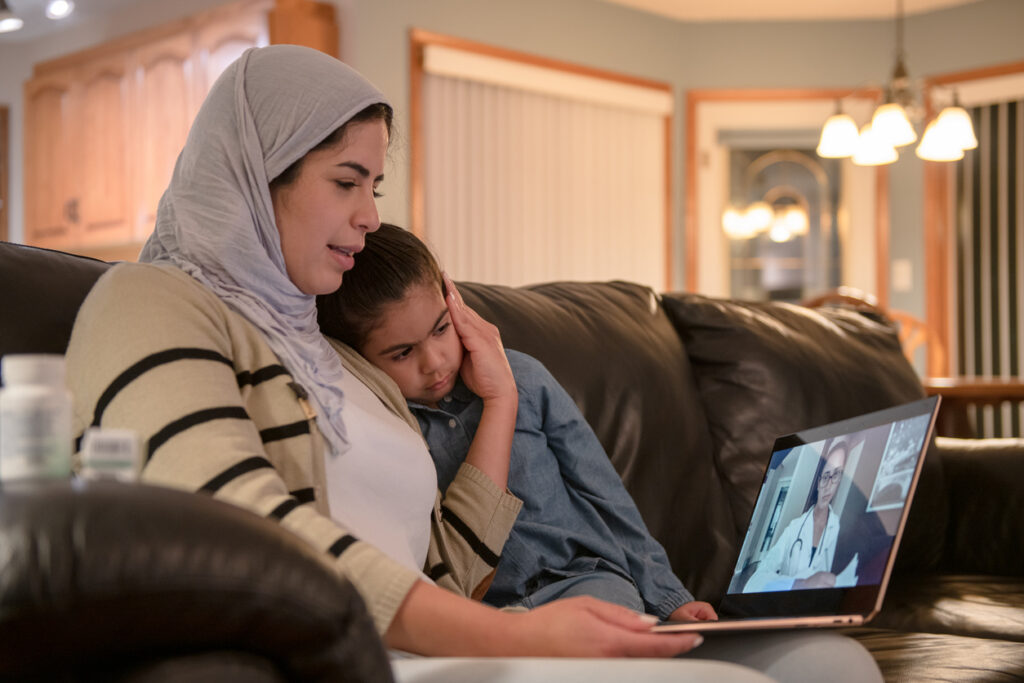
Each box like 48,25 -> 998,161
818,468 -> 844,486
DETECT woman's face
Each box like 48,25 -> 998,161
271,119 -> 388,296
817,446 -> 847,506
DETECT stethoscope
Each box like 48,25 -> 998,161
784,509 -> 833,576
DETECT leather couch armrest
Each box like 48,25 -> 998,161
933,436 -> 1024,576
0,480 -> 392,681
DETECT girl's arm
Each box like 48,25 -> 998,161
444,274 -> 518,489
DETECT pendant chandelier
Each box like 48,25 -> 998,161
816,0 -> 977,165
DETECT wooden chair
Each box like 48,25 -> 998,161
801,288 -> 930,366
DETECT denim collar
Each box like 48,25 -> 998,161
407,374 -> 476,413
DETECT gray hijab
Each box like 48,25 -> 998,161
140,44 -> 390,457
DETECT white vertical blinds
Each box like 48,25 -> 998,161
955,98 -> 1023,438
420,46 -> 670,290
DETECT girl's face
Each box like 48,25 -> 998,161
271,119 -> 388,296
360,281 -> 463,408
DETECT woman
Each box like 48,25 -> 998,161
64,45 -> 878,682
744,440 -> 850,593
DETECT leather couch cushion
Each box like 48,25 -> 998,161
849,627 -> 1024,682
0,481 -> 391,681
874,575 -> 1024,642
459,281 -> 733,601
660,293 -> 947,574
0,242 -> 111,357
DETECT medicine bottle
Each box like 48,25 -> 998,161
0,354 -> 73,481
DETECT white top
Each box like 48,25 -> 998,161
744,505 -> 841,593
326,369 -> 437,574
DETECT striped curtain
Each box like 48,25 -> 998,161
954,98 -> 1023,438
421,71 -> 668,290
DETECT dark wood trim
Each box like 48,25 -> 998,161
921,59 -> 1024,377
663,113 -> 673,292
409,30 -> 425,238
409,29 -> 673,93
408,28 -> 675,286
0,106 -> 7,242
875,165 -> 890,310
684,88 -> 886,297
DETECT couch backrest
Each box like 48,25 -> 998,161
0,242 -> 111,358
660,292 -> 949,579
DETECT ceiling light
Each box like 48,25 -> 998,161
0,0 -> 24,33
817,0 -> 975,166
853,124 -> 898,166
817,108 -> 860,158
916,119 -> 965,162
45,0 -> 74,20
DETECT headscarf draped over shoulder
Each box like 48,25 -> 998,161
140,44 -> 391,457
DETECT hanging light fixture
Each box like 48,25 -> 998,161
817,104 -> 860,158
816,0 -> 977,166
0,0 -> 24,33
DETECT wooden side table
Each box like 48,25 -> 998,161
922,377 -> 1024,438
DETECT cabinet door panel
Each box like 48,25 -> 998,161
135,33 -> 196,241
196,0 -> 269,92
23,74 -> 76,248
79,56 -> 132,246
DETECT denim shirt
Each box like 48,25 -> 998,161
408,349 -> 693,618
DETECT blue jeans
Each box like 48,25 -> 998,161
510,568 -> 645,612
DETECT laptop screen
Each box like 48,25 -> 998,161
719,396 -> 939,618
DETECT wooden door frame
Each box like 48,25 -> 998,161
0,105 -> 7,242
922,59 -> 1024,377
684,88 -> 889,302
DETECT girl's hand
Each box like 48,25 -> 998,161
667,600 -> 718,623
444,273 -> 516,405
511,596 -> 704,657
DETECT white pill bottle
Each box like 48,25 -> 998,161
0,354 -> 73,481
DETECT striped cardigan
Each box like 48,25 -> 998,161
66,263 -> 522,632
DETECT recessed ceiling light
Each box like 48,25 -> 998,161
45,0 -> 75,20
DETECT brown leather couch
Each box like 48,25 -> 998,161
2,240 -> 1022,681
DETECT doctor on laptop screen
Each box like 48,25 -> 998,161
732,413 -> 932,595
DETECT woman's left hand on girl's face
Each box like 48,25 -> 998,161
444,274 -> 517,405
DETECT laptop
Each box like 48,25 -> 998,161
654,395 -> 940,634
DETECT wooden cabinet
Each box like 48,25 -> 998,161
22,0 -> 273,255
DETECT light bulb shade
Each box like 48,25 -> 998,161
780,206 -> 809,236
769,219 -> 793,243
915,118 -> 965,162
817,113 -> 859,158
45,0 -> 74,20
722,207 -> 752,240
935,105 -> 978,150
745,201 -> 774,234
0,0 -> 23,33
852,124 -> 898,166
871,103 -> 917,147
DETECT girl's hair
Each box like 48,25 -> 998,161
316,223 -> 444,350
271,102 -> 394,189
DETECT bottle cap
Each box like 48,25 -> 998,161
1,354 -> 67,387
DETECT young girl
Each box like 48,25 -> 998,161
317,223 -> 716,623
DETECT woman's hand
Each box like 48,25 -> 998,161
387,582 -> 703,658
667,600 -> 718,623
444,273 -> 516,405
508,596 -> 704,657
794,571 -> 837,589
